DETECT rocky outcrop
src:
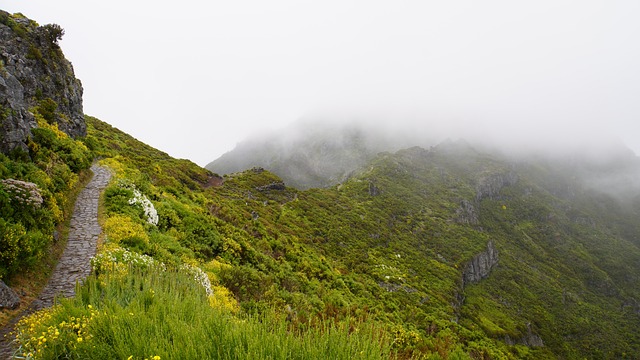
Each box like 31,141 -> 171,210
622,298 -> 640,317
462,240 -> 498,286
0,11 -> 85,154
0,280 -> 20,309
454,171 -> 517,226
368,181 -> 380,196
377,281 -> 417,293
475,172 -> 518,202
455,199 -> 479,225
504,323 -> 544,348
256,181 -> 286,192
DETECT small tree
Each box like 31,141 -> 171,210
42,23 -> 64,46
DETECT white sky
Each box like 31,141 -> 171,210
3,1 -> 640,165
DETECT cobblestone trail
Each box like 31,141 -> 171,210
0,164 -> 111,359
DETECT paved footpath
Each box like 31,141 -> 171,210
0,164 -> 111,359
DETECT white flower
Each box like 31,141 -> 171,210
119,182 -> 158,226
180,264 -> 213,296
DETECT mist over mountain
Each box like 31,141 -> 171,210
207,118 -> 436,189
207,117 -> 640,199
4,7 -> 640,359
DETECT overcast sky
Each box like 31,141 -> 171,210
3,1 -> 640,165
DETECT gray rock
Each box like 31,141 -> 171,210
462,240 -> 498,286
368,181 -> 380,196
256,181 -> 286,192
0,11 -> 85,154
0,280 -> 20,310
455,199 -> 479,225
475,171 -> 518,202
504,323 -> 545,348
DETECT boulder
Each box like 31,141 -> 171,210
0,280 -> 20,309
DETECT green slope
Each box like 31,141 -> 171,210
8,117 -> 640,359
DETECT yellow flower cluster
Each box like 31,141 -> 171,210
208,285 -> 240,313
391,326 -> 422,349
104,214 -> 149,245
127,355 -> 161,360
34,113 -> 71,140
13,305 -> 100,359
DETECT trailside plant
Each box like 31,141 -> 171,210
12,266 -> 396,360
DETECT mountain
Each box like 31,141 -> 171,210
3,10 -> 640,360
87,120 -> 640,358
206,120 -> 433,189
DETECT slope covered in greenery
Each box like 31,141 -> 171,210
8,116 -> 640,359
206,120 -> 431,189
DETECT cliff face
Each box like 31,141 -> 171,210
475,171 -> 518,202
0,11 -> 85,154
462,240 -> 498,286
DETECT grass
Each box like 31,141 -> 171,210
13,267 -> 395,360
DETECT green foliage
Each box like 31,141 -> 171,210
0,113 -> 91,279
42,23 -> 64,46
36,98 -> 58,123
14,267 -> 394,360
12,115 -> 639,358
0,218 -> 50,279
0,12 -> 29,38
26,44 -> 43,61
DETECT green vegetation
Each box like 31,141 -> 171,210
0,12 -> 31,38
41,24 -> 64,47
0,109 -> 91,280
5,116 -> 640,359
14,266 -> 394,360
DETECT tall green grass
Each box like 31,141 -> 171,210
14,268 -> 395,360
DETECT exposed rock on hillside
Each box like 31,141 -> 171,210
455,199 -> 479,225
475,172 -> 518,202
256,181 -> 286,192
0,280 -> 20,309
0,11 -> 85,154
462,240 -> 498,286
504,323 -> 545,348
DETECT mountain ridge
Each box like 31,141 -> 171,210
2,10 -> 640,359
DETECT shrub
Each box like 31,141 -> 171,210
42,23 -> 64,46
0,219 -> 51,279
36,98 -> 58,123
104,214 -> 149,246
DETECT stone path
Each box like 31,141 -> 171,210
0,164 -> 111,359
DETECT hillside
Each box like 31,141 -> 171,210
2,10 -> 640,360
206,120 -> 433,189
8,115 -> 640,358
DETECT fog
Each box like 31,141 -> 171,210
3,1 -> 640,166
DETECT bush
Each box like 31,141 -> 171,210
0,219 -> 51,279
42,23 -> 64,46
104,214 -> 149,246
